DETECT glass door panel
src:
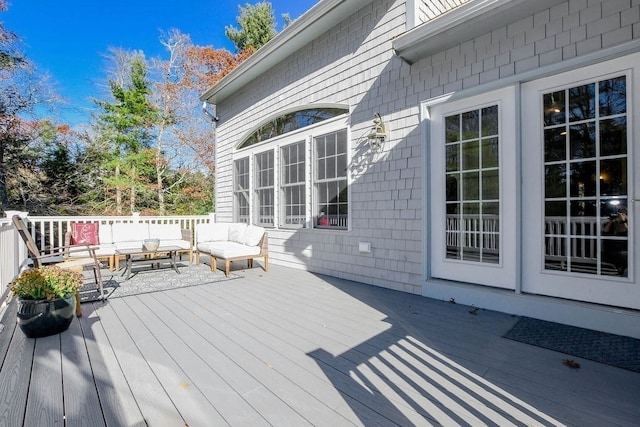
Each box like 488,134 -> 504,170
522,53 -> 639,309
542,76 -> 628,276
430,87 -> 517,289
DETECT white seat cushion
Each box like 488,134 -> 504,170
197,241 -> 260,258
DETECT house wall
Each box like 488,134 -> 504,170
214,0 -> 640,296
415,0 -> 470,24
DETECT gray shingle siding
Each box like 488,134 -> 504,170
214,0 -> 639,294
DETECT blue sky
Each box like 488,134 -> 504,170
3,0 -> 318,125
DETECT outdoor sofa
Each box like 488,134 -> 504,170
194,222 -> 269,277
66,222 -> 192,270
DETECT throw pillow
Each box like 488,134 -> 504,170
242,225 -> 265,247
228,223 -> 248,243
70,222 -> 99,245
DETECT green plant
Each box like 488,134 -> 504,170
10,266 -> 83,300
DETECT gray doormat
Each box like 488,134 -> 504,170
504,317 -> 640,373
79,263 -> 240,302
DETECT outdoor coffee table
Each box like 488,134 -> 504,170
116,246 -> 182,280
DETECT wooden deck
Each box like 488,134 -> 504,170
0,263 -> 638,426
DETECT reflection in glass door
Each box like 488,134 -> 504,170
430,87 -> 516,289
543,76 -> 629,277
444,106 -> 500,263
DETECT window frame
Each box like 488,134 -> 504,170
253,150 -> 275,227
233,157 -> 250,224
279,140 -> 307,229
313,129 -> 349,230
231,112 -> 349,230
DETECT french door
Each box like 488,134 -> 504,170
429,87 -> 517,288
522,55 -> 639,309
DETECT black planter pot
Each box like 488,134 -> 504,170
16,294 -> 76,338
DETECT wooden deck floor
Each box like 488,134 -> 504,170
0,263 -> 638,426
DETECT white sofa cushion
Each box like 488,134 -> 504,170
242,225 -> 265,247
112,223 -> 150,243
197,241 -> 261,258
149,223 -> 182,240
228,223 -> 247,243
157,239 -> 191,250
196,223 -> 230,243
68,243 -> 116,259
99,224 -> 113,244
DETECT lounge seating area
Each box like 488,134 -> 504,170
65,221 -> 193,270
195,222 -> 269,277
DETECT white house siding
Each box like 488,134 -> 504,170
410,0 -> 640,97
215,0 -> 426,293
213,0 -> 640,301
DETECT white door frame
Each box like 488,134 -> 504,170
427,86 -> 518,289
521,54 -> 639,309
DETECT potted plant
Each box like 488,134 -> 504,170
10,266 -> 83,338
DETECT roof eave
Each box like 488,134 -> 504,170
201,0 -> 371,104
393,0 -> 566,64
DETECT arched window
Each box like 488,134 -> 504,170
238,107 -> 348,149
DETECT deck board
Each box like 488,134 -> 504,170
78,302 -> 147,427
94,298 -> 186,426
0,264 -> 638,426
25,334 -> 64,426
151,288 -> 335,426
183,284 -> 422,425
0,309 -> 34,426
60,313 -> 106,427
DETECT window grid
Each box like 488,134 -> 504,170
314,130 -> 348,229
444,105 -> 500,264
542,75 -> 628,276
254,151 -> 275,227
280,141 -> 306,228
233,158 -> 250,224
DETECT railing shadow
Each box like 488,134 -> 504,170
304,273 -> 564,426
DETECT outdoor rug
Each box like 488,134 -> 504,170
78,263 -> 240,302
504,317 -> 640,373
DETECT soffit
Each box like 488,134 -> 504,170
393,0 -> 567,64
200,0 -> 372,104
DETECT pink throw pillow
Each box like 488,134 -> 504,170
70,222 -> 100,245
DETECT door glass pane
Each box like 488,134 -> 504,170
544,128 -> 566,162
444,105 -> 500,264
600,117 -> 627,156
543,75 -> 629,276
568,83 -> 595,122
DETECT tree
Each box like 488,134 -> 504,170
0,0 -> 24,70
149,30 -> 249,215
225,2 -> 277,52
94,50 -> 158,214
0,1 -> 58,213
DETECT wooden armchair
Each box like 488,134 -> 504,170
11,215 -> 104,316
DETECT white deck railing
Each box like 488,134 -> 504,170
0,213 -> 215,297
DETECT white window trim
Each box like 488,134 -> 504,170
231,114 -> 350,230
